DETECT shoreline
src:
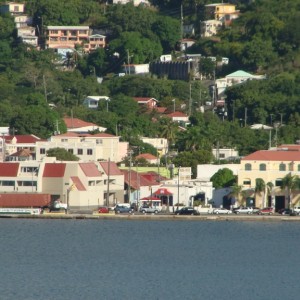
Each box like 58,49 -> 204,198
1,212 -> 300,222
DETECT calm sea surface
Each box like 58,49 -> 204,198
0,218 -> 300,300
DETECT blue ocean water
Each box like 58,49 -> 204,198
0,219 -> 299,300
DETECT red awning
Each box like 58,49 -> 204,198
141,196 -> 161,201
153,188 -> 173,196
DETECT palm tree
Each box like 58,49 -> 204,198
255,178 -> 266,208
229,183 -> 242,206
160,118 -> 178,152
266,182 -> 274,208
281,173 -> 300,208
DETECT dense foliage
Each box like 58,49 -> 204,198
0,0 -> 299,171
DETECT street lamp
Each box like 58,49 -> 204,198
177,166 -> 181,208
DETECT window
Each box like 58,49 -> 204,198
87,149 -> 93,155
96,139 -> 102,144
243,179 -> 251,185
1,181 -> 14,186
61,139 -> 68,142
259,163 -> 266,171
275,179 -> 282,187
245,163 -> 252,171
279,163 -> 286,171
219,153 -> 225,158
68,149 -> 73,154
40,148 -> 45,154
77,149 -> 83,155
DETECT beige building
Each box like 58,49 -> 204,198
0,158 -> 124,210
45,26 -> 106,53
205,3 -> 239,26
238,148 -> 300,210
201,20 -> 222,37
0,2 -> 25,15
141,137 -> 168,157
36,132 -> 128,163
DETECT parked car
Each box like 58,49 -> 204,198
175,207 -> 200,216
258,207 -> 274,215
114,205 -> 133,214
98,206 -> 109,214
212,208 -> 232,214
233,206 -> 253,214
278,208 -> 293,215
251,207 -> 260,214
139,205 -> 161,214
292,207 -> 300,215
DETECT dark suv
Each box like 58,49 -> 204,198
175,207 -> 200,216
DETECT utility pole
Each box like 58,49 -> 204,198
181,4 -> 184,40
128,150 -> 133,203
127,49 -> 131,75
189,83 -> 192,116
43,75 -> 48,102
244,107 -> 247,127
106,158 -> 110,207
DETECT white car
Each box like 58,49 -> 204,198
213,208 -> 232,214
293,207 -> 300,215
233,206 -> 253,214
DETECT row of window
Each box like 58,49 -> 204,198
40,149 -> 93,155
245,163 -> 298,171
243,179 -> 283,186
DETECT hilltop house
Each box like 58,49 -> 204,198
63,117 -> 106,133
83,96 -> 110,109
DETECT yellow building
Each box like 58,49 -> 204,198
205,3 -> 239,26
238,147 -> 300,210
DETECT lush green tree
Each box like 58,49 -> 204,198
210,168 -> 236,189
255,178 -> 266,207
47,147 -> 79,161
281,173 -> 300,208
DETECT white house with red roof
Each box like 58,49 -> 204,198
63,117 -> 106,133
36,132 -> 128,163
0,158 -> 125,210
166,111 -> 190,124
238,148 -> 300,210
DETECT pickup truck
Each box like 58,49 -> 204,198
233,206 -> 253,214
139,205 -> 161,214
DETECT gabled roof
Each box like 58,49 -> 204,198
63,117 -> 98,129
136,153 -> 157,160
242,150 -> 300,162
4,134 -> 41,144
154,107 -> 167,114
99,161 -> 123,176
9,149 -> 32,157
167,111 -> 188,118
43,163 -> 66,177
226,70 -> 254,78
70,176 -> 86,191
0,163 -> 19,177
133,97 -> 158,103
79,163 -> 102,177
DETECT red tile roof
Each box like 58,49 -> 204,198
167,112 -> 188,117
242,150 -> 300,161
99,161 -> 123,175
79,163 -> 102,177
4,135 -> 41,144
64,117 -> 98,129
136,153 -> 157,160
277,145 -> 300,151
55,132 -> 116,138
0,163 -> 19,177
43,163 -> 66,177
71,176 -> 86,191
154,107 -> 167,114
121,170 -> 167,189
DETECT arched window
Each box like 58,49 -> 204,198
259,163 -> 266,171
245,163 -> 252,171
297,164 -> 300,172
279,163 -> 286,171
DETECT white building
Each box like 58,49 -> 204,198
201,20 -> 222,37
83,96 -> 110,109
